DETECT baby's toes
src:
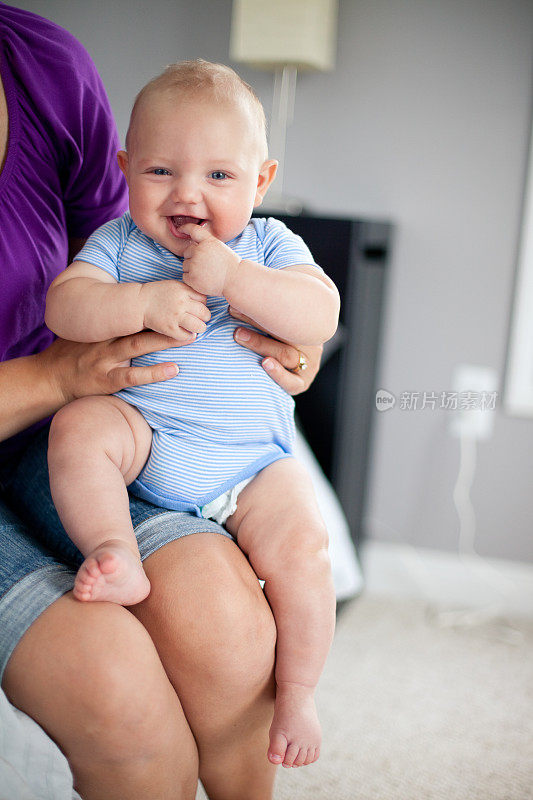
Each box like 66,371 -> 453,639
282,743 -> 300,768
75,570 -> 92,590
83,557 -> 102,579
73,579 -> 92,601
308,746 -> 320,764
292,747 -> 309,768
97,551 -> 118,575
268,732 -> 288,765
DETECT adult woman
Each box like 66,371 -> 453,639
0,5 -> 321,798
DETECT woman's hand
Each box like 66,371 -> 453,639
0,330 -> 186,443
230,309 -> 322,396
40,332 -> 186,405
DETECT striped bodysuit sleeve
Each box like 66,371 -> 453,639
261,217 -> 322,271
75,214 -> 130,281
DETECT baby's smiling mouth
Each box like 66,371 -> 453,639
168,215 -> 206,240
170,215 -> 204,229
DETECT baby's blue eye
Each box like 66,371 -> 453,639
153,168 -> 171,176
210,171 -> 227,180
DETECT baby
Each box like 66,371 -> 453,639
45,60 -> 338,769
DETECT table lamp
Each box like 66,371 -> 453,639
230,0 -> 338,213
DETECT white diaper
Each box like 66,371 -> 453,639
200,476 -> 254,525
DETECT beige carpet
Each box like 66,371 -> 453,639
201,593 -> 533,799
274,594 -> 533,800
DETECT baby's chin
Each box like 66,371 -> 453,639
138,224 -> 191,258
163,237 -> 189,258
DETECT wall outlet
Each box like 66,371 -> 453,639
449,364 -> 499,440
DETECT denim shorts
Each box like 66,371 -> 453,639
0,425 -> 234,680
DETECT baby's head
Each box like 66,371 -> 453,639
118,60 -> 277,256
126,60 -> 269,163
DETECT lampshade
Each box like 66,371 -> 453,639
230,0 -> 338,72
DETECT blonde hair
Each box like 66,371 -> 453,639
126,59 -> 268,159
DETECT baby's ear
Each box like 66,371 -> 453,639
254,160 -> 278,207
117,150 -> 130,181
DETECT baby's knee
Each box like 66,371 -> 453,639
48,404 -> 85,472
251,516 -> 330,579
48,398 -> 120,468
49,399 -> 83,438
49,397 -> 104,448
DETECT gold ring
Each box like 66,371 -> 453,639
293,352 -> 308,373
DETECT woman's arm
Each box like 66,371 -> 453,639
0,333 -> 181,442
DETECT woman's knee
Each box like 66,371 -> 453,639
136,536 -> 277,691
207,570 -> 277,688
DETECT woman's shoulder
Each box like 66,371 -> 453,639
0,4 -> 107,111
1,5 -> 92,69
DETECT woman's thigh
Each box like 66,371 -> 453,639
2,592 -> 199,799
3,592 -> 185,748
0,442 -> 199,777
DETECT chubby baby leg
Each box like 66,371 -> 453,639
48,395 -> 153,606
225,457 -> 336,768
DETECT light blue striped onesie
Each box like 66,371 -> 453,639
76,213 -> 319,517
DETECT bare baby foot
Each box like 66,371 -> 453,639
268,682 -> 321,768
73,539 -> 150,606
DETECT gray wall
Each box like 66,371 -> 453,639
13,0 -> 533,562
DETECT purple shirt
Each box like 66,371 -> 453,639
0,3 -> 127,460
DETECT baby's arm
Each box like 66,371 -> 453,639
181,224 -> 339,346
227,263 -> 338,346
46,261 -> 211,343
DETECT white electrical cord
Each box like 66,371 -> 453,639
453,431 -> 477,556
363,431 -> 525,644
432,432 -> 523,643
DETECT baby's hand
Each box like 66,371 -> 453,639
180,223 -> 241,297
141,279 -> 211,340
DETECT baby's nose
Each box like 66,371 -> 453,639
172,176 -> 201,205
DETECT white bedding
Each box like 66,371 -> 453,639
0,689 -> 82,800
0,429 -> 362,799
